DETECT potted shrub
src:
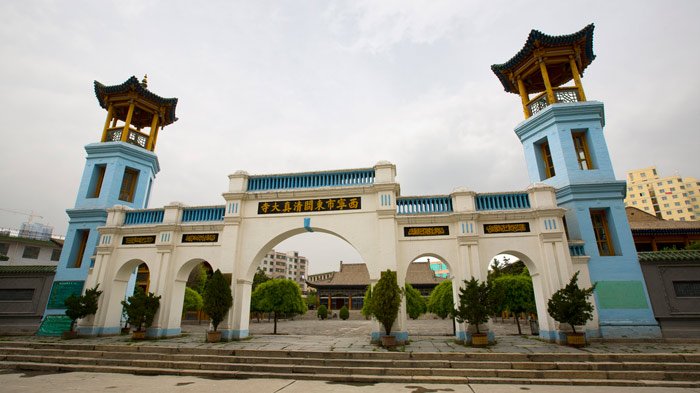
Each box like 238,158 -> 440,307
202,269 -> 233,343
317,304 -> 328,320
339,305 -> 349,320
121,287 -> 161,340
454,278 -> 494,346
63,284 -> 102,339
547,271 -> 596,347
370,270 -> 402,347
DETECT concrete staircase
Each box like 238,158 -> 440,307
0,341 -> 699,387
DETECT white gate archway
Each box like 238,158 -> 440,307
81,161 -> 596,342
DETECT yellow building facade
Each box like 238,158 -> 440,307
625,167 -> 700,222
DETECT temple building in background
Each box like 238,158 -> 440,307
625,166 -> 700,222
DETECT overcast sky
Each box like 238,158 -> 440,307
1,1 -> 699,274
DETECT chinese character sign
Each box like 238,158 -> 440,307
258,197 -> 361,215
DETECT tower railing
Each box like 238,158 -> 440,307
124,209 -> 164,225
527,87 -> 580,116
247,169 -> 375,192
568,240 -> 587,256
105,127 -> 150,149
396,196 -> 453,215
181,206 -> 225,222
475,192 -> 530,211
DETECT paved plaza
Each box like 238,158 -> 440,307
4,314 -> 699,355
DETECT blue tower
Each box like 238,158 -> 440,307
38,76 -> 178,335
492,25 -> 661,338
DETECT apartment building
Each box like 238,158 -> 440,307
625,167 -> 700,222
258,249 -> 308,290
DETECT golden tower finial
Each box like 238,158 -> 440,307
141,74 -> 148,89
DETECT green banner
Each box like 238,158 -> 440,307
46,280 -> 84,309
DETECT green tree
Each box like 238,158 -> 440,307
202,269 -> 233,332
454,278 -> 494,335
317,304 -> 328,320
252,267 -> 271,291
339,305 -> 349,320
252,278 -> 307,334
64,284 -> 102,333
687,241 -> 700,250
427,280 -> 453,319
492,275 -> 535,334
360,285 -> 373,319
405,283 -> 427,319
187,264 -> 209,294
547,271 -> 595,334
121,287 -> 161,332
182,287 -> 203,313
369,270 -> 402,336
305,289 -> 319,309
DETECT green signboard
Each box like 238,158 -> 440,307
37,315 -> 72,336
46,280 -> 84,309
596,281 -> 649,309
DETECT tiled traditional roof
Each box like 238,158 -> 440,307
307,262 -> 443,287
0,234 -> 61,249
0,265 -> 56,274
94,76 -> 178,125
491,24 -> 595,94
638,250 -> 700,262
626,207 -> 700,233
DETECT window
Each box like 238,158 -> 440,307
22,246 -> 40,259
51,248 -> 61,261
641,172 -> 647,178
0,242 -> 8,256
572,132 -> 593,170
670,187 -> 676,192
664,203 -> 670,208
540,141 -> 555,179
675,202 -> 681,206
590,210 -> 615,256
70,230 -> 89,268
659,189 -> 665,193
643,207 -> 649,211
0,289 -> 34,301
119,167 -> 139,202
87,164 -> 106,198
632,201 -> 638,205
674,281 -> 700,297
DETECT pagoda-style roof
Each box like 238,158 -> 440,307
491,24 -> 596,94
306,262 -> 444,288
94,76 -> 178,127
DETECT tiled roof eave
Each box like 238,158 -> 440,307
491,24 -> 596,93
94,76 -> 179,125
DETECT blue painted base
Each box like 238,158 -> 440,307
220,329 -> 249,340
455,331 -> 466,341
370,331 -> 408,343
600,324 -> 662,339
77,326 -> 121,336
146,327 -> 181,338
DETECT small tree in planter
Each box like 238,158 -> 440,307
547,271 -> 596,347
121,287 -> 161,340
317,304 -> 328,320
360,285 -> 373,320
202,269 -> 233,342
339,305 -> 349,320
63,284 -> 102,339
369,270 -> 402,347
405,283 -> 427,320
454,278 -> 494,346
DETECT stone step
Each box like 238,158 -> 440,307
2,341 -> 700,363
2,351 -> 700,382
3,346 -> 700,373
2,342 -> 700,387
2,361 -> 700,388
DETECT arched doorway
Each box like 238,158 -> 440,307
403,255 -> 454,338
